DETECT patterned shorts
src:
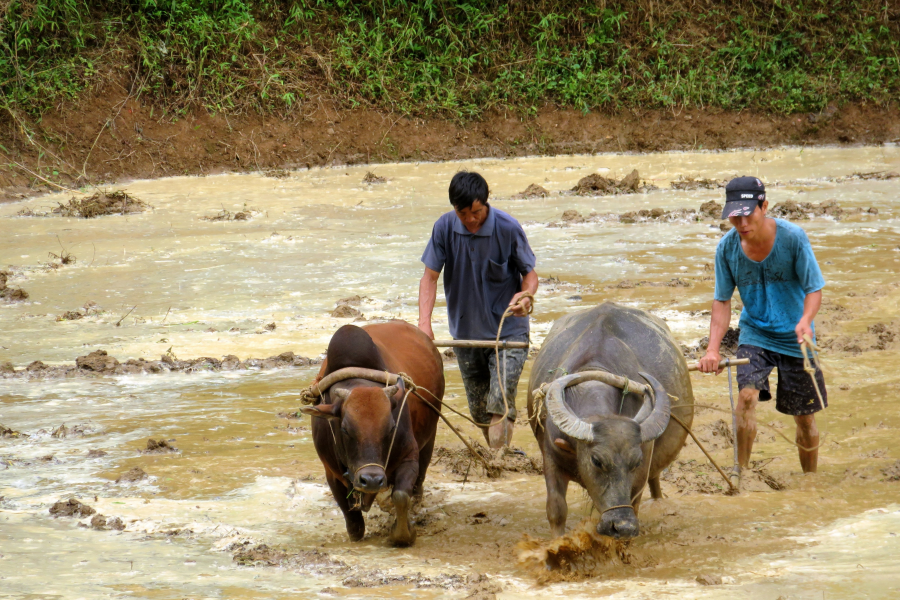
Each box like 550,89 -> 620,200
455,340 -> 528,424
736,344 -> 828,416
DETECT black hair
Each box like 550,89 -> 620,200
449,171 -> 489,210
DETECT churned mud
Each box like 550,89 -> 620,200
2,147 -> 900,599
517,518 -> 634,583
433,441 -> 543,479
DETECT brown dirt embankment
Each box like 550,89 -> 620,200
2,90 -> 899,202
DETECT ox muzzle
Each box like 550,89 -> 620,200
352,464 -> 387,494
598,505 -> 639,539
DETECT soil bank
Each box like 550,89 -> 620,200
2,91 -> 899,202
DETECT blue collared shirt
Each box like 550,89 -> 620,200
421,206 -> 536,341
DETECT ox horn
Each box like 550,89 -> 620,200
545,374 -> 594,442
635,372 -> 671,443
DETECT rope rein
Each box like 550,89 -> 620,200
492,292 -> 535,426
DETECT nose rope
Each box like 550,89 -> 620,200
601,504 -> 635,515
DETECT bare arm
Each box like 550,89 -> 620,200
417,267 -> 440,339
509,270 -> 539,316
795,290 -> 822,344
698,299 -> 732,374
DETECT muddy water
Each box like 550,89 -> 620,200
2,146 -> 900,598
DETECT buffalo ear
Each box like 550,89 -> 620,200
553,438 -> 576,454
301,404 -> 340,421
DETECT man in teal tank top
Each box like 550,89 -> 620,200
698,176 -> 827,487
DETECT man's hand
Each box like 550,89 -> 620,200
795,318 -> 813,345
698,349 -> 724,374
418,322 -> 435,340
508,291 -> 532,317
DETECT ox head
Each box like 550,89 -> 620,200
301,381 -> 405,494
546,372 -> 670,540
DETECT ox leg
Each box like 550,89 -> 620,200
325,472 -> 365,542
413,437 -> 435,500
543,457 -> 569,538
389,459 -> 419,547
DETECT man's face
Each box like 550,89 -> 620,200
728,200 -> 768,238
455,200 -> 489,234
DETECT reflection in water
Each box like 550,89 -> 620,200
1,145 -> 899,598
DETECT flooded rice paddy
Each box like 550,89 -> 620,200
2,146 -> 900,599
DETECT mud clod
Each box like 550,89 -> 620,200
50,498 -> 96,518
115,466 -> 148,483
332,304 -> 362,318
572,169 -> 655,196
0,271 -> 28,302
511,183 -> 549,199
143,438 -> 178,454
86,449 -> 108,458
682,327 -> 740,359
201,204 -> 259,221
363,171 -> 387,184
91,514 -> 125,531
699,200 -> 723,218
57,301 -> 103,322
36,191 -> 149,218
76,350 -> 121,372
672,177 -> 723,190
770,198 -> 877,221
696,574 -> 723,586
560,209 -> 584,223
1,424 -> 22,438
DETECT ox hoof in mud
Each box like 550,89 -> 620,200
388,490 -> 417,547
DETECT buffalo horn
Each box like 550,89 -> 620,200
636,372 -> 671,443
545,374 -> 594,442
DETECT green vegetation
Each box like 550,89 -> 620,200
2,1 -> 899,118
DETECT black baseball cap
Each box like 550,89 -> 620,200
722,176 -> 766,219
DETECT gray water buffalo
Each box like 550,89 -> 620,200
527,302 -> 693,539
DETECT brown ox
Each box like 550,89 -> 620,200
302,321 -> 444,545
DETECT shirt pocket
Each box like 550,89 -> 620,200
487,259 -> 509,282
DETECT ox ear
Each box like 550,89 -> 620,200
301,404 -> 340,421
554,438 -> 576,454
329,388 -> 351,403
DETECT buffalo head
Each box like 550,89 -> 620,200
302,381 -> 405,493
546,372 -> 670,539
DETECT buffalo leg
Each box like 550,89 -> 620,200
648,475 -> 663,500
543,456 -> 570,538
325,472 -> 365,542
389,458 -> 419,546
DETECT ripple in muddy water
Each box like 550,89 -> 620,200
2,145 -> 900,598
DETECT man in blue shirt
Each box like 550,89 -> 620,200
419,171 -> 538,448
699,176 -> 827,485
